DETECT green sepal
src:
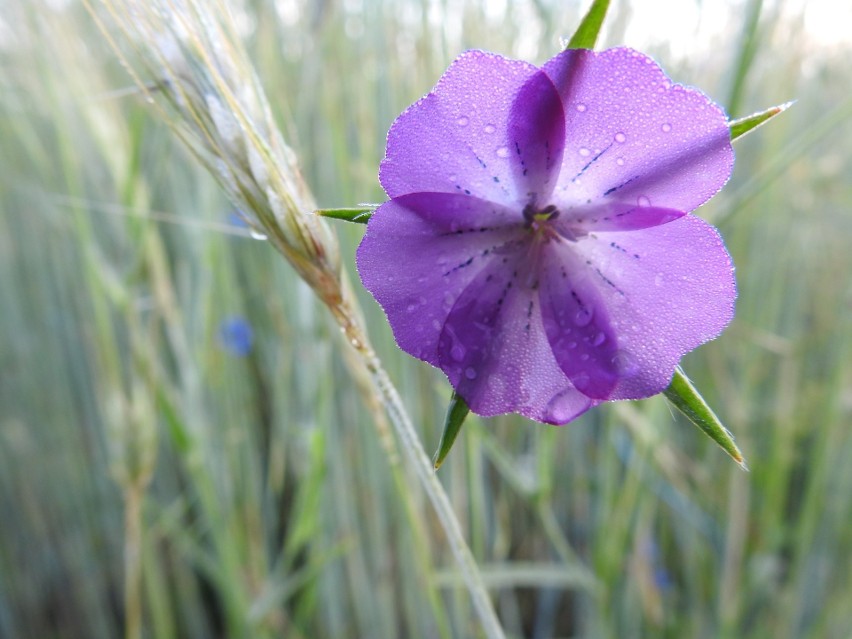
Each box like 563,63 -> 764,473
315,204 -> 379,224
566,0 -> 611,50
433,390 -> 471,470
729,102 -> 794,141
663,367 -> 748,470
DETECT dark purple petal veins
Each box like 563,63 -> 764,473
542,47 -> 733,220
555,203 -> 685,234
568,215 -> 736,400
356,198 -> 520,367
380,51 -> 563,210
538,246 -> 621,399
391,191 -> 521,232
506,69 -> 566,205
437,248 -> 596,423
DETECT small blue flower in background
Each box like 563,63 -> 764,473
218,316 -> 254,357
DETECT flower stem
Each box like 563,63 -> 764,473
330,301 -> 506,639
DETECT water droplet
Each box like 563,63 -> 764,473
575,103 -> 587,112
544,389 -> 579,423
448,174 -> 457,182
484,124 -> 496,134
580,353 -> 589,361
496,146 -> 510,158
574,307 -> 593,327
616,157 -> 625,166
614,132 -> 626,143
611,350 -> 639,376
578,147 -> 591,157
432,319 -> 442,331
572,372 -> 591,391
465,367 -> 477,379
567,341 -> 577,349
249,229 -> 267,240
456,116 -> 469,127
637,195 -> 651,207
592,331 -> 606,346
406,303 -> 418,312
661,122 -> 672,132
654,273 -> 664,287
451,344 -> 466,362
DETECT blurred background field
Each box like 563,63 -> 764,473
1,0 -> 851,637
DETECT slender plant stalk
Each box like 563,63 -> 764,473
327,298 -> 506,639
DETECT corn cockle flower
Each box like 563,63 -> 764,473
357,47 -> 736,425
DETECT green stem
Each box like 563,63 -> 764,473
330,301 -> 505,639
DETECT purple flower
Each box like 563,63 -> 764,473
357,48 -> 736,424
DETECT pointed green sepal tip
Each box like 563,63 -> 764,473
663,367 -> 749,471
565,0 -> 611,50
314,204 -> 380,224
729,101 -> 794,141
433,390 -> 471,470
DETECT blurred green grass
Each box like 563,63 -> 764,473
1,1 -> 850,637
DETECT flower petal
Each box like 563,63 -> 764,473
568,214 -> 736,400
556,203 -> 685,233
380,50 -> 565,209
436,250 -> 596,424
356,196 -> 521,366
538,246 -> 623,399
542,48 -> 733,219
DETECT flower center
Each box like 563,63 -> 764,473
523,203 -> 558,230
522,202 -> 579,244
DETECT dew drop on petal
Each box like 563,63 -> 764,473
544,389 -> 579,423
465,367 -> 477,380
611,350 -> 639,376
580,353 -> 589,361
573,372 -> 591,391
614,132 -> 626,143
661,122 -> 672,132
579,147 -> 591,157
451,344 -> 466,362
637,195 -> 651,207
592,331 -> 606,346
654,273 -> 664,287
496,146 -> 510,158
457,116 -> 469,127
574,307 -> 594,327
568,341 -> 577,349
484,124 -> 496,134
575,103 -> 587,112
616,157 -> 625,166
